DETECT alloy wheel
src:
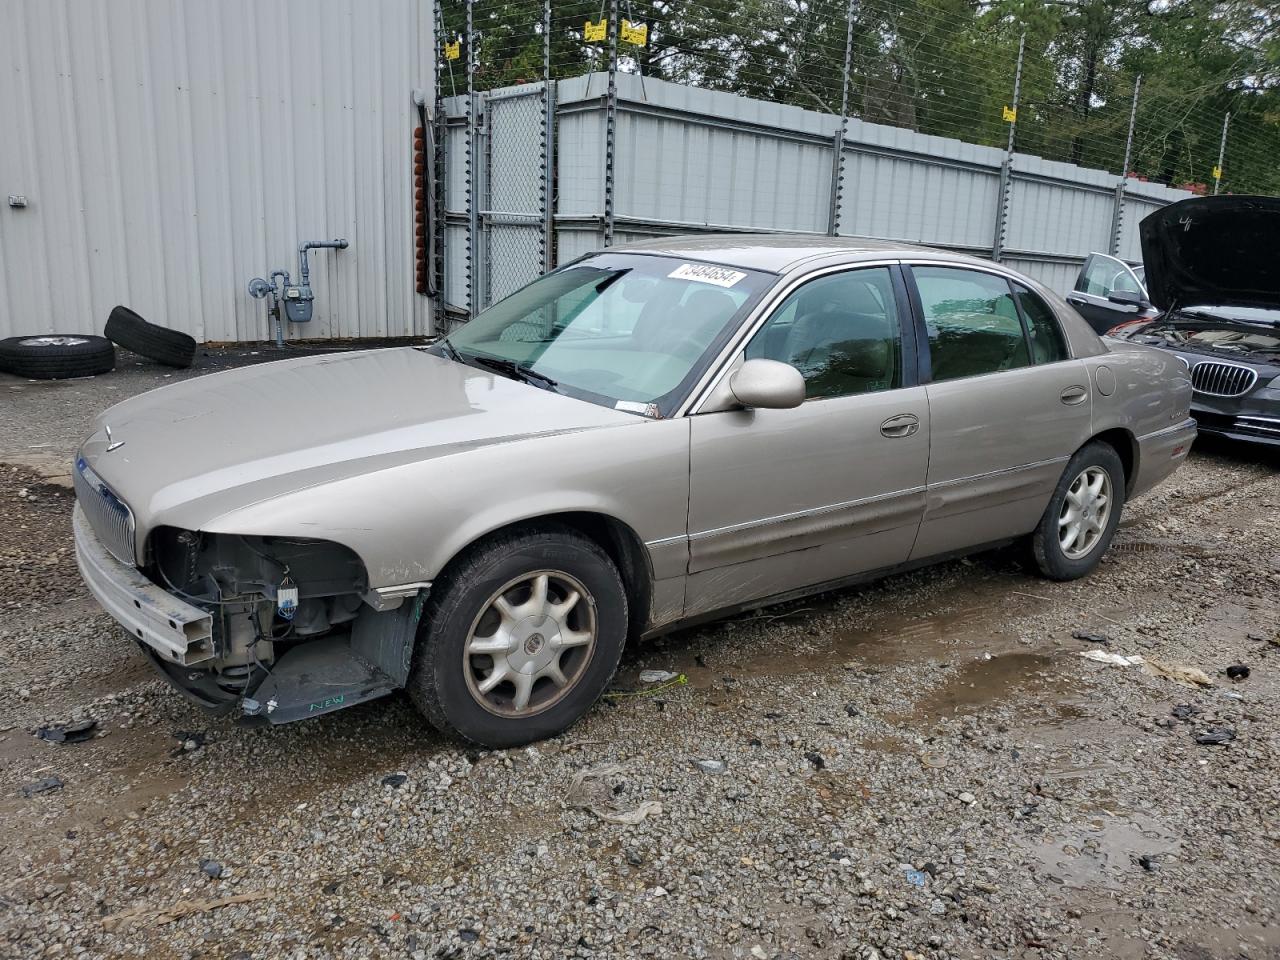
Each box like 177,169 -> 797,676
1058,466 -> 1112,560
462,570 -> 597,717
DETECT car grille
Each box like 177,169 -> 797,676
1190,360 -> 1258,398
73,456 -> 137,566
1235,416 -> 1280,440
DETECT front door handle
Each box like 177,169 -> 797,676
880,413 -> 920,438
1060,385 -> 1088,405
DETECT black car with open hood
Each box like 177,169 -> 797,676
1106,195 -> 1280,447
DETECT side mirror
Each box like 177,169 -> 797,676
1107,289 -> 1150,310
729,359 -> 805,410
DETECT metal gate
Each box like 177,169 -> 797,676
478,83 -> 553,311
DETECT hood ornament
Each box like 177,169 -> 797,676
104,425 -> 125,452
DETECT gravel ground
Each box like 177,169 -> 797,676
1,354 -> 1278,960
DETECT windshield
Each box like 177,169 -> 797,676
442,253 -> 773,416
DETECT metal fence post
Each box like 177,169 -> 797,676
1213,111 -> 1230,195
991,31 -> 1025,263
465,0 -> 476,318
1108,75 -> 1141,256
432,0 -> 448,325
542,0 -> 555,271
827,0 -> 857,236
603,0 -> 619,247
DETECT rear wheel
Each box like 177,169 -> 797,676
1032,441 -> 1125,580
408,526 -> 628,747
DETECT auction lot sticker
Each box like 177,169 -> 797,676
668,263 -> 747,287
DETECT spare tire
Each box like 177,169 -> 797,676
0,335 -> 116,380
104,305 -> 197,368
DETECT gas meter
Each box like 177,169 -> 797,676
282,285 -> 313,324
247,238 -> 348,346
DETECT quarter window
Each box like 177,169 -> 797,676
745,267 -> 903,400
1013,283 -> 1069,364
914,266 -> 1029,382
1077,254 -> 1142,297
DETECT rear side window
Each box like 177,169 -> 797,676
1077,254 -> 1142,297
914,266 -> 1029,382
1013,284 -> 1069,364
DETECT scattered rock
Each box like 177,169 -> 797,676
1226,664 -> 1250,681
21,776 -> 64,798
692,758 -> 727,775
199,859 -> 224,880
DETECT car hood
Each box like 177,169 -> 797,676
80,347 -> 637,533
1139,195 -> 1280,312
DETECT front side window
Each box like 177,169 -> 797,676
1077,254 -> 1141,297
1012,284 -> 1069,364
744,267 -> 903,399
443,254 -> 772,416
914,266 -> 1029,382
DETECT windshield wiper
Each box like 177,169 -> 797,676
435,338 -> 464,362
467,354 -> 559,392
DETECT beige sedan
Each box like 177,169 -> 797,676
72,236 -> 1195,746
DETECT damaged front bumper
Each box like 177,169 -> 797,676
74,504 -> 426,724
72,505 -> 215,665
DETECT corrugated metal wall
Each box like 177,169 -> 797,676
0,0 -> 432,342
540,74 -> 1194,295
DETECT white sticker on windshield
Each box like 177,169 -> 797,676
668,263 -> 747,288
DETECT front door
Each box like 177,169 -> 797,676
684,264 -> 930,615
905,264 -> 1094,560
1067,253 -> 1148,334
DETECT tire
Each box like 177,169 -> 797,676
104,305 -> 197,368
0,335 -> 115,380
408,525 -> 628,748
1032,441 -> 1126,581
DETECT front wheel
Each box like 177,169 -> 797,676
407,526 -> 628,748
1031,442 -> 1125,581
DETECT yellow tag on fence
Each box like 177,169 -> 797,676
1002,105 -> 1017,123
1212,165 -> 1222,180
584,18 -> 607,42
444,40 -> 460,61
621,19 -> 648,45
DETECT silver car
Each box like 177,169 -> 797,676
72,236 -> 1195,747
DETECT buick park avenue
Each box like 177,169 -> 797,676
73,236 -> 1195,747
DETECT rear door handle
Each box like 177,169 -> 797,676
1066,296 -> 1086,306
880,413 -> 920,438
1060,385 -> 1088,405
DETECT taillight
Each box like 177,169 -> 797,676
1104,319 -> 1151,338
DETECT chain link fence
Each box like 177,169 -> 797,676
431,0 -> 1280,326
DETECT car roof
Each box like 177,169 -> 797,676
607,233 -> 996,274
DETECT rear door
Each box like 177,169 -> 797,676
684,264 -> 929,614
905,264 -> 1094,560
1067,253 -> 1147,334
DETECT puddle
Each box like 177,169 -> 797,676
1017,807 -> 1181,891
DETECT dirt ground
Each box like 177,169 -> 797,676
1,349 -> 1278,960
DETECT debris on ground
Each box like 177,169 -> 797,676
381,773 -> 409,789
692,758 -> 728,775
565,764 -> 663,824
804,751 -> 826,770
1195,727 -> 1236,746
1078,650 -> 1144,668
34,719 -> 99,744
20,776 -> 64,797
171,730 -> 207,756
1226,664 -> 1250,681
1171,703 -> 1201,721
101,890 -> 269,932
638,669 -> 679,683
198,859 -> 224,879
1072,630 -> 1112,645
1144,659 -> 1215,688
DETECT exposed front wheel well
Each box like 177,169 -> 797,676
1089,427 -> 1139,496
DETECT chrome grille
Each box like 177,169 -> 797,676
73,456 -> 136,566
1190,360 -> 1258,398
